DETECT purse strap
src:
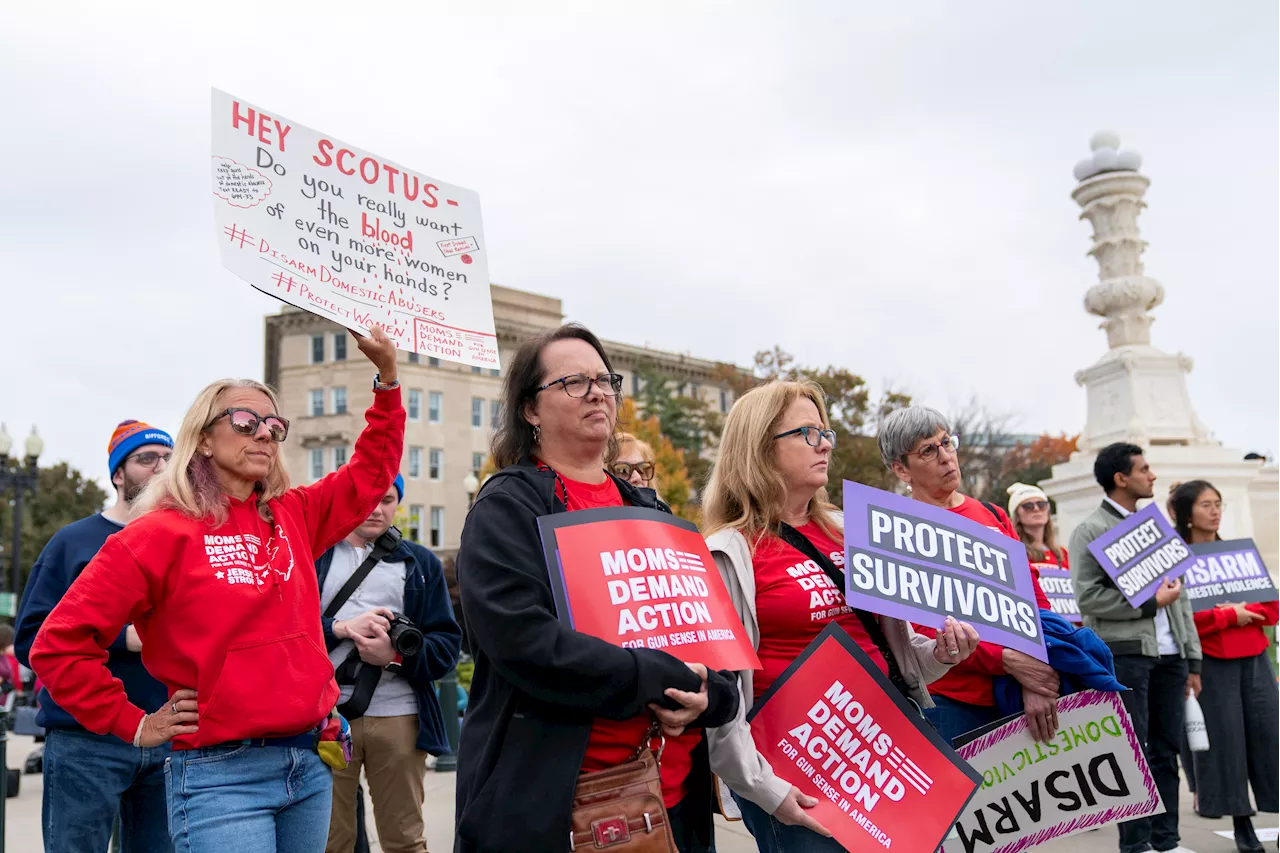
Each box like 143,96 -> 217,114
631,718 -> 665,762
777,522 -> 913,701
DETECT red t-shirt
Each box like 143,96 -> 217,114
915,496 -> 1052,708
556,470 -> 699,808
753,522 -> 888,701
1195,600 -> 1280,659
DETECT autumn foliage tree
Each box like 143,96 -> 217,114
617,398 -> 698,522
0,461 -> 109,597
988,433 -> 1080,506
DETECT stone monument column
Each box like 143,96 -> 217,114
1041,132 -> 1277,574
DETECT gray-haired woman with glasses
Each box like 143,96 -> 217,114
877,405 -> 1062,746
454,323 -> 739,853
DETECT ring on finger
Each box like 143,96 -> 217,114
171,702 -> 178,714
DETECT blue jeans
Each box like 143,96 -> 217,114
165,745 -> 332,853
42,728 -> 172,853
732,791 -> 845,853
921,694 -> 1001,746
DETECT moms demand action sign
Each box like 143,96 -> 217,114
842,481 -> 1048,663
748,624 -> 981,852
1086,504 -> 1195,607
538,507 -> 759,672
950,691 -> 1162,853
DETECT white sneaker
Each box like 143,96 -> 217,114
1159,847 -> 1199,853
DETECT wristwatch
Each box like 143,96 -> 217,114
384,654 -> 404,674
373,373 -> 400,391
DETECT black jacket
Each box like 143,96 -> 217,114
454,458 -> 739,852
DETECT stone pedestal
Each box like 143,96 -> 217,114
1041,132 -> 1278,577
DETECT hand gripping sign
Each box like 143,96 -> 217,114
948,691 -> 1162,853
538,507 -> 760,672
210,89 -> 499,369
1085,504 -> 1195,608
747,624 -> 982,852
1184,539 -> 1278,612
842,481 -> 1049,663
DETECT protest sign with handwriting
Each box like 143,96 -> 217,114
1184,539 -> 1278,612
950,690 -> 1162,853
1086,504 -> 1194,607
210,88 -> 498,368
539,507 -> 759,672
748,623 -> 981,852
842,481 -> 1048,663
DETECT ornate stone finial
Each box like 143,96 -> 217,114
1072,132 -> 1163,349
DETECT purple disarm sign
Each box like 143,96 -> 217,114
842,481 -> 1048,663
1184,538 -> 1277,612
1086,504 -> 1195,608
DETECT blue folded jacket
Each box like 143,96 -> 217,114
994,610 -> 1125,716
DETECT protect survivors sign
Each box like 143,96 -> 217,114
1184,539 -> 1278,612
1086,504 -> 1194,607
538,507 -> 759,672
842,481 -> 1048,663
951,690 -> 1162,853
748,624 -> 982,852
1035,560 -> 1081,624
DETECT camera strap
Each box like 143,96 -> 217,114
323,526 -> 403,619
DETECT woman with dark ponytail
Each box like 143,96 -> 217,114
1171,480 -> 1278,853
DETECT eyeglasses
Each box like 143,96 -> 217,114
1195,499 -> 1224,511
126,451 -> 172,469
536,373 -> 624,399
1019,500 -> 1050,512
905,434 -> 960,463
610,461 -> 656,483
773,426 -> 837,449
206,408 -> 290,442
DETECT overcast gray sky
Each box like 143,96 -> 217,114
2,1 -> 1276,494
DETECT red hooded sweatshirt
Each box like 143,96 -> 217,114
31,387 -> 405,749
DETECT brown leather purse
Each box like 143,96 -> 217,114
569,721 -> 676,852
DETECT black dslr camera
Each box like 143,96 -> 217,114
387,613 -> 423,657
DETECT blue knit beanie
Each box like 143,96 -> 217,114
393,473 -> 404,503
108,421 -> 174,476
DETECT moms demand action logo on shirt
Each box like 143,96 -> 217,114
204,528 -> 294,587
540,507 -> 760,672
748,624 -> 981,852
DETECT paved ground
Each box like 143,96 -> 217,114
1,735 -> 1273,851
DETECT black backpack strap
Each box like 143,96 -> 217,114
980,501 -> 1005,527
777,522 -> 913,701
323,526 -> 403,620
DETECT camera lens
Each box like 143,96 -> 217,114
389,618 -> 424,657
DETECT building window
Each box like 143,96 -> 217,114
408,390 -> 422,421
409,504 -> 423,543
333,333 -> 347,361
408,447 -> 423,479
408,352 -> 420,364
310,335 -> 324,364
472,452 -> 485,476
631,374 -> 640,396
720,389 -> 729,414
471,365 -> 482,374
428,357 -> 440,368
428,392 -> 443,424
429,448 -> 442,481
429,506 -> 444,548
489,368 -> 500,377
310,448 -> 324,481
309,389 -> 324,417
333,445 -> 349,469
690,383 -> 701,401
331,387 -> 347,415
490,400 -> 500,428
471,397 -> 483,428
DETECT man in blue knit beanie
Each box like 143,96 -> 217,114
15,420 -> 174,853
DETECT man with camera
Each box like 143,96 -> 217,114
317,474 -> 462,853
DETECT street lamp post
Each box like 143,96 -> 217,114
0,423 -> 42,852
436,472 -> 479,773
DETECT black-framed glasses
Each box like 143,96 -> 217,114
905,434 -> 959,463
1019,500 -> 1050,512
610,461 -> 656,483
126,451 -> 172,469
206,408 -> 290,442
773,426 -> 836,449
536,373 -> 623,399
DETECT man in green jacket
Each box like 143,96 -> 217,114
1069,442 -> 1202,853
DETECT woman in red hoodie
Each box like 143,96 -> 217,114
1171,480 -> 1277,853
31,327 -> 405,853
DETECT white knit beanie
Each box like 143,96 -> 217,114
1006,482 -> 1049,518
